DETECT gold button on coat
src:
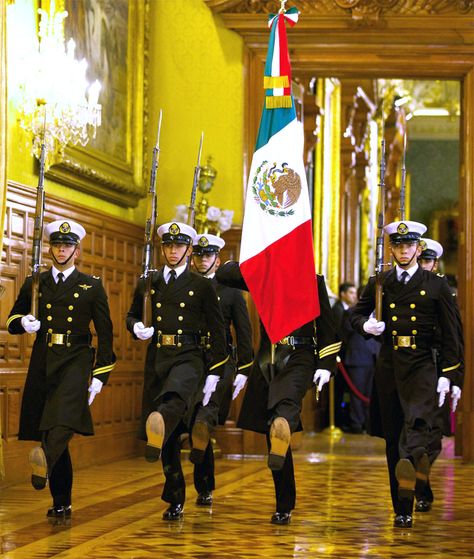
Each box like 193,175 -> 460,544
410,303 -> 416,309
390,303 -> 395,309
411,316 -> 417,322
392,316 -> 398,321
46,303 -> 52,309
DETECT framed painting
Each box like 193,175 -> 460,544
45,0 -> 147,207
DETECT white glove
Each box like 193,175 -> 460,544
202,374 -> 220,406
88,377 -> 103,405
313,369 -> 331,391
21,314 -> 41,334
363,317 -> 386,336
437,376 -> 450,407
451,385 -> 462,412
232,373 -> 247,400
133,321 -> 154,340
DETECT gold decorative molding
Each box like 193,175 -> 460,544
207,0 -> 473,15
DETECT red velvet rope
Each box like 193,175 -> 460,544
337,361 -> 371,406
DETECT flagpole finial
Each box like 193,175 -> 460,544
279,0 -> 287,14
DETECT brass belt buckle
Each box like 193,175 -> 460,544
51,333 -> 65,345
397,336 -> 411,347
162,334 -> 176,346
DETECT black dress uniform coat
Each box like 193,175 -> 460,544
201,278 -> 253,425
7,269 -> 115,441
216,262 -> 340,434
351,267 -> 460,440
126,268 -> 228,440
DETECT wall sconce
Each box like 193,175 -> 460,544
174,156 -> 234,235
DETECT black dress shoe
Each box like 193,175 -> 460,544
268,417 -> 290,471
196,491 -> 213,506
415,499 -> 432,512
271,511 -> 291,525
145,412 -> 165,462
29,447 -> 48,490
47,505 -> 72,518
394,514 -> 413,528
162,504 -> 184,521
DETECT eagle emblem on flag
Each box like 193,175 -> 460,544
252,160 -> 301,217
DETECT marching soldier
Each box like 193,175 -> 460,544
415,237 -> 463,512
216,261 -> 340,525
126,222 -> 228,521
189,233 -> 253,507
7,219 -> 115,521
351,221 -> 461,528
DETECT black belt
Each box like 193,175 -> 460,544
155,333 -> 199,347
390,335 -> 433,350
277,336 -> 316,347
46,332 -> 91,346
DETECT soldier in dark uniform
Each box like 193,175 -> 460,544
415,237 -> 463,512
126,222 -> 228,521
350,221 -> 461,529
216,261 -> 340,525
7,219 -> 115,520
189,233 -> 253,507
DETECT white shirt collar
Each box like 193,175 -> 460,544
164,262 -> 187,283
341,301 -> 349,311
395,264 -> 419,281
52,265 -> 75,282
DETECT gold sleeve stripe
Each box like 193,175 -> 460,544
6,314 -> 24,328
319,342 -> 342,359
238,361 -> 253,371
263,75 -> 289,89
93,363 -> 115,375
442,362 -> 461,373
209,355 -> 230,371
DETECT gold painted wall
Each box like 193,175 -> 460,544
147,0 -> 244,225
5,0 -> 244,226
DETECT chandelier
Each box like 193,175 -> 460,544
15,0 -> 101,167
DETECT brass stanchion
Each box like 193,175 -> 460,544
323,376 -> 343,439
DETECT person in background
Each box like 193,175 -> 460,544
7,219 -> 115,522
332,282 -> 357,430
341,286 -> 380,433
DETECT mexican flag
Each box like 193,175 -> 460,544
240,7 -> 320,343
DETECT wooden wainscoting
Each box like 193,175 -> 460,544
0,181 -> 146,486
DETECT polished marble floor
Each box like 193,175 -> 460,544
0,432 -> 473,558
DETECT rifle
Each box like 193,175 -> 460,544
375,139 -> 386,322
187,131 -> 204,227
30,117 -> 47,317
399,131 -> 407,221
142,110 -> 163,327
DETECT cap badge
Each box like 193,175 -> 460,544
59,222 -> 71,234
198,236 -> 209,247
419,240 -> 427,250
397,222 -> 408,235
169,223 -> 180,235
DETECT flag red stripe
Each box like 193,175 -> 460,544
241,221 -> 320,343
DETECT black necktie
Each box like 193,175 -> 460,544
400,271 -> 409,284
168,269 -> 176,284
55,272 -> 64,291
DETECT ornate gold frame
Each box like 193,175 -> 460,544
45,0 -> 148,207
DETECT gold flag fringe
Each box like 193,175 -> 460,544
266,95 -> 293,109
